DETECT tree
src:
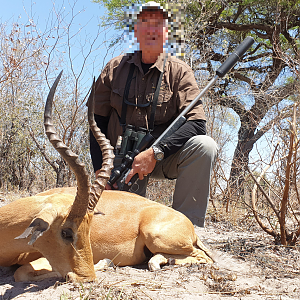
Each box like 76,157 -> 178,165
0,21 -> 48,189
94,0 -> 300,209
26,1 -> 114,189
248,103 -> 300,245
185,0 -> 300,207
0,1 -> 117,191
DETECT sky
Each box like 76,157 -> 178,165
1,0 -> 122,80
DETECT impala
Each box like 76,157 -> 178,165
0,73 -> 213,282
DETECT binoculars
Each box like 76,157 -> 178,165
118,125 -> 148,155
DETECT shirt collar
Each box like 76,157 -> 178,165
128,51 -> 168,73
153,52 -> 168,73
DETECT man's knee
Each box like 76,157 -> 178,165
183,135 -> 218,161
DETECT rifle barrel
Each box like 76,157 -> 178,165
153,36 -> 254,146
153,75 -> 218,146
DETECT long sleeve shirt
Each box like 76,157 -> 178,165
89,51 -> 207,171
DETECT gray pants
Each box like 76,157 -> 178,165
129,135 -> 218,227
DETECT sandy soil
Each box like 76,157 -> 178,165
1,218 -> 300,300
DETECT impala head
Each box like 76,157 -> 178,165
16,72 -> 114,282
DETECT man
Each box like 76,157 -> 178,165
90,1 -> 218,227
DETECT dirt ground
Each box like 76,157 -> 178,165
1,217 -> 300,300
1,185 -> 300,300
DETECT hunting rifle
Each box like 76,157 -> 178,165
107,36 -> 255,191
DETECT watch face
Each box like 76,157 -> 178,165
156,152 -> 164,160
153,146 -> 164,161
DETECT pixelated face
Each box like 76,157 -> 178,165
134,10 -> 168,56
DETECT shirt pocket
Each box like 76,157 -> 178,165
110,86 -> 136,116
112,84 -> 136,105
154,87 -> 174,124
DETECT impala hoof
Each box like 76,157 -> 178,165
66,272 -> 96,283
94,258 -> 114,271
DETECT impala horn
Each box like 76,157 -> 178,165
87,78 -> 114,212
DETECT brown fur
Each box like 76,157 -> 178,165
0,188 -> 213,282
0,193 -> 95,282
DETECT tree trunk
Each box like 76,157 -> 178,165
226,116 -> 257,210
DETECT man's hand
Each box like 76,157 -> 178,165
125,148 -> 156,184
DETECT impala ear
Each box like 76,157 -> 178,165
15,203 -> 58,245
15,218 -> 50,245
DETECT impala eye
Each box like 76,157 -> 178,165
61,228 -> 74,243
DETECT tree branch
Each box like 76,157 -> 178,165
212,95 -> 247,117
248,164 -> 279,238
28,127 -> 58,173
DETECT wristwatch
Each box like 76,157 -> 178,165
152,146 -> 164,161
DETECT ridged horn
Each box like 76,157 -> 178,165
44,71 -> 91,218
87,78 -> 114,212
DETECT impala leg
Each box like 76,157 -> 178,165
148,251 -> 213,271
14,257 -> 116,282
148,253 -> 168,271
14,257 -> 61,282
94,258 -> 114,271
